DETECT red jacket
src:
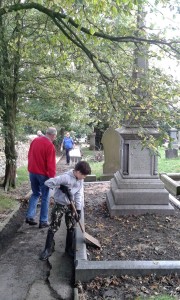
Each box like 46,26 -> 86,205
28,136 -> 56,178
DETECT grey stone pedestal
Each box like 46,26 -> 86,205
106,126 -> 174,216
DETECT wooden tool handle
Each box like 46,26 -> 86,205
70,201 -> 85,233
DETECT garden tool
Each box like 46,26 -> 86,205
60,185 -> 101,249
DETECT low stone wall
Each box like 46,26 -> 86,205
0,140 -> 30,177
0,156 -> 6,177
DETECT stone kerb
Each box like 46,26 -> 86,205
160,173 -> 180,196
100,127 -> 121,181
75,194 -> 180,283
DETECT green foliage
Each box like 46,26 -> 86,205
0,0 -> 179,146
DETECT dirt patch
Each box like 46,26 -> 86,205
78,182 -> 180,299
84,183 -> 180,262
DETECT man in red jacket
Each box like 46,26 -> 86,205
26,127 -> 57,228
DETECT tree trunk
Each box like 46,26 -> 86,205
0,10 -> 21,191
3,96 -> 17,191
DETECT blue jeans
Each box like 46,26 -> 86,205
26,173 -> 50,223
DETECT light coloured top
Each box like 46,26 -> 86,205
44,169 -> 83,210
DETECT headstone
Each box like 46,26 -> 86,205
168,128 -> 178,149
89,133 -> 96,150
165,128 -> 178,159
165,148 -> 178,159
100,128 -> 121,181
178,130 -> 180,149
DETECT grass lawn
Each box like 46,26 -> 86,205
0,194 -> 18,214
158,147 -> 180,173
0,166 -> 28,213
16,166 -> 29,185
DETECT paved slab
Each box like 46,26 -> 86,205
48,217 -> 74,300
0,206 -> 74,300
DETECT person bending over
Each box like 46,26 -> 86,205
39,160 -> 91,260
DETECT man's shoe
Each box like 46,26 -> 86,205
39,222 -> 49,229
26,218 -> 37,225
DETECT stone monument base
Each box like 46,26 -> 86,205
106,171 -> 174,216
106,190 -> 174,216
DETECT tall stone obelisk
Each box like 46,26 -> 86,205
106,7 -> 174,216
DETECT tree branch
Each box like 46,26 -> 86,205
0,2 -> 179,55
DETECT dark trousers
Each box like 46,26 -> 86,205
65,148 -> 72,164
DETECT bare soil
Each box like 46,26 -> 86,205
84,183 -> 180,262
78,182 -> 180,299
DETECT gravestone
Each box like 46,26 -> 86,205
100,128 -> 121,181
178,130 -> 180,149
165,128 -> 178,159
89,133 -> 96,150
168,128 -> 178,149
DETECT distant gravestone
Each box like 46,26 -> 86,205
169,128 -> 178,149
100,128 -> 121,180
89,133 -> 96,150
178,130 -> 180,147
165,128 -> 178,159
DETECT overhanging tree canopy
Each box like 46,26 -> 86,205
0,0 -> 179,190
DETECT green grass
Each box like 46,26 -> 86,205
16,166 -> 29,185
0,166 -> 28,213
158,147 -> 180,173
81,147 -> 104,179
0,194 -> 18,213
137,295 -> 177,300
